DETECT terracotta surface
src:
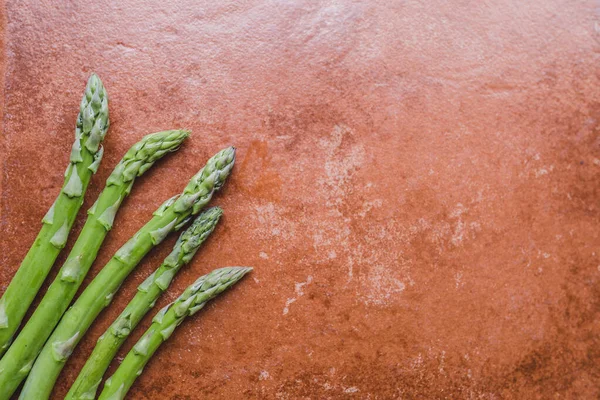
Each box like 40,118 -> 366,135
1,1 -> 599,399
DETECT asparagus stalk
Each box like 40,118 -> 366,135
0,130 -> 189,398
0,74 -> 109,354
66,207 -> 223,400
19,147 -> 236,400
98,267 -> 252,400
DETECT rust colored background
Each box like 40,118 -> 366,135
1,1 -> 599,399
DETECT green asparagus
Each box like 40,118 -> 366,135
98,267 -> 252,400
20,147 -> 236,400
66,207 -> 223,400
0,74 -> 109,355
0,130 -> 189,399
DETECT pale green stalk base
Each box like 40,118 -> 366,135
0,74 -> 109,355
66,207 -> 222,400
19,147 -> 235,400
98,267 -> 252,400
0,130 -> 188,399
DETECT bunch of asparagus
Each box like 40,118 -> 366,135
0,74 -> 252,399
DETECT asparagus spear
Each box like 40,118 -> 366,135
0,74 -> 109,354
0,130 -> 189,398
98,267 -> 252,400
66,207 -> 223,400
19,147 -> 236,400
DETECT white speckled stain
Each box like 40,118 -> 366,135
254,202 -> 295,242
451,219 -> 466,246
438,350 -> 446,374
282,275 -> 313,315
363,264 -> 405,306
318,124 -> 365,210
535,164 -> 554,177
254,124 -> 485,309
357,199 -> 383,218
449,203 -> 482,248
258,370 -> 270,380
454,272 -> 464,289
449,203 -> 468,218
314,125 -> 367,285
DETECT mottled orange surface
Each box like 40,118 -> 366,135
1,1 -> 599,399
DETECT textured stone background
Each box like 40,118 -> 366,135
1,1 -> 599,399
